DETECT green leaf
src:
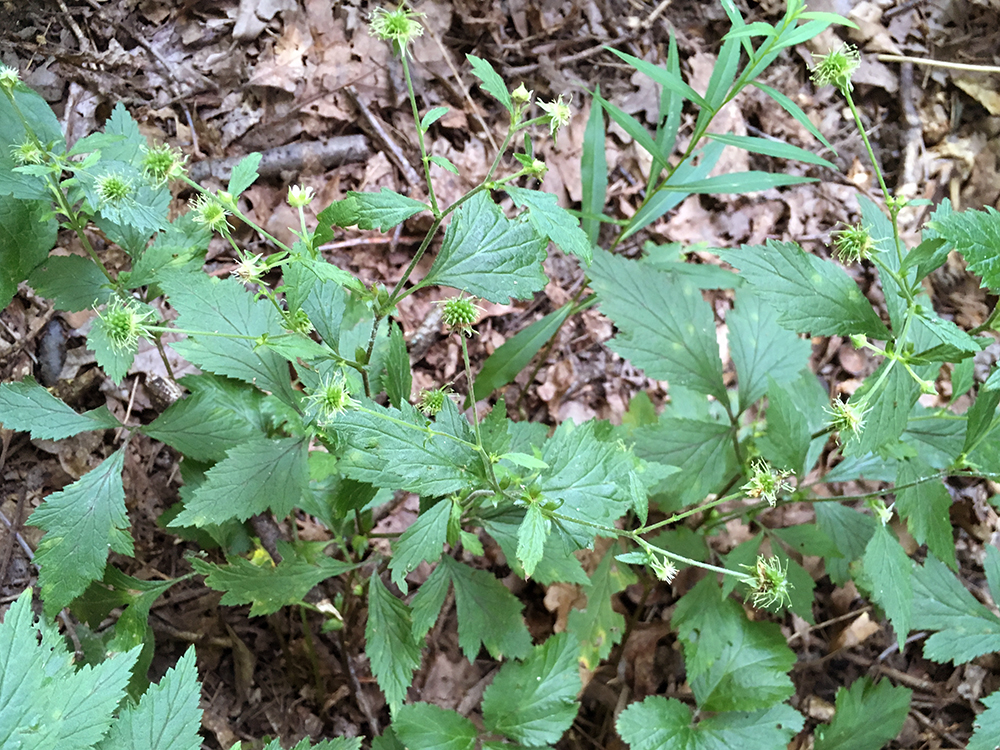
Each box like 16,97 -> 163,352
366,574 -> 422,714
472,302 -> 573,402
228,152 -> 262,197
419,192 -> 547,303
481,508 -> 589,586
899,237 -> 949,283
910,553 -> 1000,663
283,260 -> 350,346
88,310 -> 142,385
567,548 -> 636,669
0,377 -> 120,439
590,248 -> 726,401
705,132 -> 834,168
728,290 -> 810,411
666,171 -> 817,194
0,195 -> 57,309
466,54 -> 513,113
771,524 -> 840,560
842,357 -> 923,458
259,740 -> 361,750
604,47 -> 709,109
617,696 -> 803,750
895,459 -> 956,569
30,447 -> 132,616
389,498 -> 452,594
986,544 -> 1000,613
384,322 -> 411,408
349,188 -> 429,231
161,272 -> 297,405
930,206 -> 1000,292
428,154 -> 459,174
815,502 -> 877,585
814,677 -> 912,750
170,437 -> 308,527
394,703 -> 478,750
192,543 -> 353,616
442,556 -> 532,660
410,561 -> 453,640
758,376 -> 812,476
94,646 -> 203,750
673,577 -> 796,712
505,185 -> 592,264
861,524 -> 912,649
29,254 -> 113,311
965,382 -> 1000,455
654,33 -> 684,165
593,91 -> 662,171
913,306 -> 983,362
481,632 -> 581,746
338,398 -> 481,496
581,91 -> 607,245
420,107 -> 450,132
0,84 -> 64,199
516,502 -> 550,579
969,689 -> 1000,750
719,241 -> 891,338
751,82 -> 834,151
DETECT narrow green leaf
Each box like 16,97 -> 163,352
752,82 -> 834,151
723,21 -> 778,39
366,574 -> 422,714
384,322 -> 412,408
729,290 -> 811,411
986,545 -> 1000,614
0,377 -> 120,439
30,447 -> 132,617
170,437 -> 308,527
419,192 -> 547,303
228,153 -> 262,197
799,10 -> 858,26
410,561 -> 452,640
348,188 -> 429,231
617,696 -> 803,750
394,703 -> 477,750
899,237 -> 948,282
895,459 -> 956,569
861,524 -> 912,649
467,54 -> 513,113
428,154 -> 459,174
505,185 -> 592,264
419,106 -> 450,132
472,303 -> 572,402
516,502 -> 550,579
481,632 -> 581,746
389,499 -> 452,594
700,29 -> 741,115
604,47 -> 709,108
719,241 -> 892,338
581,91 -> 607,245
706,132 -> 835,168
568,549 -> 636,669
591,248 -> 726,400
664,171 -> 817,194
593,90 -> 662,169
814,677 -> 911,750
94,646 -> 203,750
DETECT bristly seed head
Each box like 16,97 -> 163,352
141,143 -> 187,185
833,223 -> 874,265
96,172 -> 133,207
744,555 -> 792,611
742,459 -> 792,508
417,387 -> 452,416
189,193 -> 232,234
439,296 -> 483,336
305,372 -> 357,426
368,6 -> 425,56
97,297 -> 154,354
810,43 -> 861,96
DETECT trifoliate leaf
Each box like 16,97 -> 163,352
394,703 -> 478,750
161,272 -> 296,405
481,632 -> 581,746
505,185 -> 592,264
673,578 -> 796,712
441,556 -> 532,661
467,54 -> 513,113
94,646 -> 203,750
389,498 -> 452,594
366,574 -> 422,714
568,548 -> 636,669
338,398 -> 481,496
814,677 -> 911,750
616,696 -> 803,750
30,447 -> 132,617
861,524 -> 912,649
29,253 -> 113,311
930,206 -> 1000,292
419,191 -> 547,303
728,290 -> 810,411
969,689 -> 1000,750
348,188 -> 428,231
192,544 -> 354,616
516,502 -> 550,579
718,241 -> 891,339
0,195 -> 57,309
895,459 -> 956,569
910,553 -> 1000,663
170,437 -> 308,527
0,377 -> 120,439
590,248 -> 726,401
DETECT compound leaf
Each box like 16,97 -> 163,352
0,377 -> 120,439
419,192 -> 547,303
814,677 -> 912,750
366,574 -> 422,715
481,632 -> 581,746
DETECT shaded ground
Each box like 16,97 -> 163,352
2,0 -> 1000,746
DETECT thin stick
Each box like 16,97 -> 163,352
344,85 -> 422,186
878,54 -> 1000,75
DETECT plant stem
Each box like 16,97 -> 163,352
401,54 -> 439,216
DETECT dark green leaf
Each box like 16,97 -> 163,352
842,358 -> 923,458
170,438 -> 308,526
814,677 -> 912,750
0,196 -> 57,309
758,375 -> 812,476
283,260 -> 350,346
428,155 -> 458,174
419,192 -> 547,303
419,107 -> 450,132
29,254 -> 112,311
384,322 -> 411,408
861,524 -> 912,649
467,55 -> 512,113
751,82 -> 834,151
349,188 -> 428,231
567,549 -> 635,669
814,502 -> 876,586
660,172 -> 817,194
930,206 -> 1000,292
366,574 -> 422,714
592,91 -> 662,171
30,447 -> 132,616
964,381 -> 1000,455
604,47 -> 709,108
895,459 -> 956,569
770,524 -> 840,560
482,508 -> 589,585
0,84 -> 64,199
228,153 -> 262,197
505,185 -> 592,263
410,561 -> 452,640
591,248 -> 726,400
706,132 -> 834,168
719,241 -> 891,338
389,498 -> 451,594
481,632 -> 581,746
970,689 -> 1000,750
394,703 -> 477,750
899,237 -> 948,283
0,377 -> 119,439
516,502 -> 550,579
581,90 -> 607,245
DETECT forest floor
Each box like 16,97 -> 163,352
2,0 -> 1000,747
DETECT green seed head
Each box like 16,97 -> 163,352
439,296 -> 483,336
417,387 -> 451,416
833,223 -> 874,265
810,43 -> 861,96
369,6 -> 425,55
141,143 -> 187,185
742,460 -> 792,508
11,139 -> 44,166
231,251 -> 266,284
189,193 -> 232,234
649,555 -> 678,583
826,399 -> 869,442
98,298 -> 153,354
745,555 -> 792,611
96,172 -> 133,207
305,372 -> 357,426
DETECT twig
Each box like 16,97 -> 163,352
187,135 -> 369,184
56,0 -> 90,53
878,54 -> 1000,75
344,85 -> 422,187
